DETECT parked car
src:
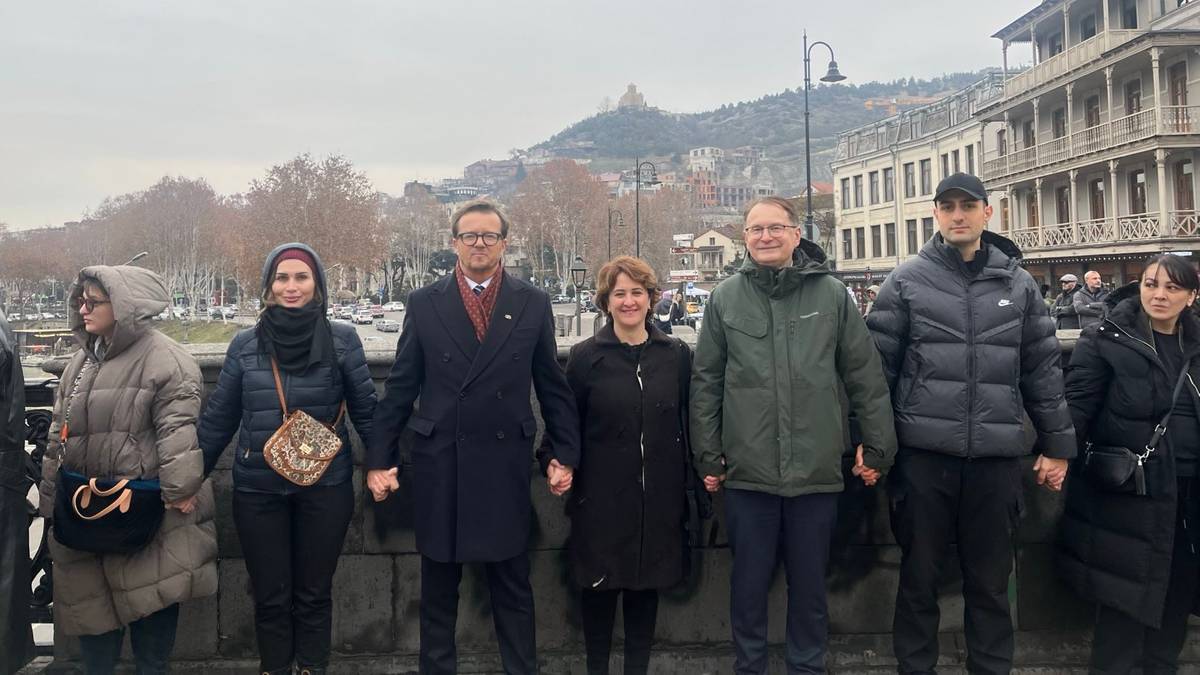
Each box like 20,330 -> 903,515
369,304 -> 384,318
352,311 -> 374,325
208,306 -> 236,319
337,306 -> 355,320
382,301 -> 405,312
552,294 -> 571,304
375,319 -> 400,333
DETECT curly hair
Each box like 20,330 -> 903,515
594,255 -> 661,318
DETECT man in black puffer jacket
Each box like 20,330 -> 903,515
866,174 -> 1076,675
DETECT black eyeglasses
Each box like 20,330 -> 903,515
78,297 -> 111,311
456,232 -> 503,246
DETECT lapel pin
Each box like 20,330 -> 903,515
504,314 -> 512,320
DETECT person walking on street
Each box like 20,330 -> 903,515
867,173 -> 1075,675
691,195 -> 897,674
198,244 -> 377,675
1073,270 -> 1109,329
1053,274 -> 1082,330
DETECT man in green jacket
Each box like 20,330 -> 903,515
691,196 -> 897,674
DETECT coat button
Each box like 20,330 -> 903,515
512,353 -> 520,361
458,433 -> 466,442
442,353 -> 451,362
496,391 -> 504,399
496,431 -> 505,440
460,391 -> 467,399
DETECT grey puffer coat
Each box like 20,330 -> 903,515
866,231 -> 1075,459
38,266 -> 217,636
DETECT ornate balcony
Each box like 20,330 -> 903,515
1008,210 -> 1200,254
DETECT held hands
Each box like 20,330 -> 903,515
1033,455 -> 1068,492
166,495 -> 198,514
547,459 -> 573,496
703,474 -> 725,493
367,467 -> 400,502
852,444 -> 881,487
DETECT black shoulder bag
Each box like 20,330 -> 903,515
1083,363 -> 1191,496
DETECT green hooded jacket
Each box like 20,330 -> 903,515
690,239 -> 897,496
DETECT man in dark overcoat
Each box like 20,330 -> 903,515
0,307 -> 32,675
367,199 -> 580,675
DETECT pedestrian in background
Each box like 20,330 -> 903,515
1073,270 -> 1109,329
1053,274 -> 1082,329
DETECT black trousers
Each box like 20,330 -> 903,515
579,588 -> 659,675
77,604 -> 179,675
420,552 -> 537,675
1090,478 -> 1200,674
233,481 -> 354,672
725,488 -> 839,675
889,451 -> 1022,675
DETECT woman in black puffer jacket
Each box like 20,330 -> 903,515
198,243 -> 376,675
1058,254 -> 1200,673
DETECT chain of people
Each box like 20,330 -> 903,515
3,172 -> 1199,675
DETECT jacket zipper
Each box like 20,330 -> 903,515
635,358 -> 646,583
964,278 -> 975,459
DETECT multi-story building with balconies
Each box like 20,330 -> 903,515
831,75 -> 1006,289
978,0 -> 1200,285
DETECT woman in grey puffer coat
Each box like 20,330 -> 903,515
39,265 -> 216,674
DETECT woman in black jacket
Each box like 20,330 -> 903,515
198,243 -> 376,675
1059,254 -> 1200,672
539,255 -> 692,675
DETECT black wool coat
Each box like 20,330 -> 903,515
540,323 -> 690,591
1058,285 -> 1200,628
367,272 -> 580,563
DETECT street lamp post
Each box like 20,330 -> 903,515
803,30 -> 846,242
570,256 -> 587,336
607,208 -> 625,260
633,158 -> 659,258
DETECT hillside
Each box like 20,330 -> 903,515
532,71 -> 994,193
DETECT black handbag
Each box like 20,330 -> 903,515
53,468 -> 164,554
1082,362 -> 1192,496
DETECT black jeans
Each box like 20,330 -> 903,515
724,487 -> 839,674
77,604 -> 179,675
233,481 -> 354,672
420,553 -> 537,675
889,450 -> 1022,675
1089,478 -> 1200,674
579,588 -> 659,675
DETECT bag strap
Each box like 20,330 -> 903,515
1142,362 -> 1193,460
271,357 -> 346,428
270,358 -> 289,416
72,481 -> 132,520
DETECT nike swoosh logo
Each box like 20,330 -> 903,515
998,299 -> 1013,307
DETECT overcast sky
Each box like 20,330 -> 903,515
0,1 -> 1035,229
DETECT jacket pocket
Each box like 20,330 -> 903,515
725,315 -> 768,339
407,415 -> 435,438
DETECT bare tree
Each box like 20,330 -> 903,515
510,160 -> 607,293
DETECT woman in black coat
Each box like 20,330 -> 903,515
539,255 -> 692,675
198,243 -> 377,675
1059,254 -> 1200,672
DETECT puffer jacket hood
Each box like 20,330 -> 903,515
739,238 -> 832,298
260,242 -> 329,312
920,230 -> 1023,279
68,266 -> 169,360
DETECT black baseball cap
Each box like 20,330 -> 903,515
933,173 -> 988,204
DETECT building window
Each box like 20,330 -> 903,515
883,167 -> 895,202
842,229 -> 853,260
855,227 -> 866,259
841,178 -> 850,208
885,222 -> 896,256
1130,169 -> 1147,213
920,159 -> 932,195
952,149 -> 960,174
853,175 -> 863,208
709,237 -> 716,246
997,129 -> 1008,157
1089,178 -> 1106,219
1056,186 -> 1071,223
1022,120 -> 1036,148
906,219 -> 918,254
904,163 -> 916,198
1081,14 -> 1097,40
1052,108 -> 1067,138
1028,191 -> 1040,229
1125,80 -> 1142,115
869,171 -> 880,205
1175,160 -> 1194,211
1048,32 -> 1064,57
871,225 -> 881,257
1000,197 -> 1011,231
921,217 -> 934,242
1121,0 -> 1138,29
940,153 -> 950,179
1085,95 -> 1101,127
966,145 -> 975,175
